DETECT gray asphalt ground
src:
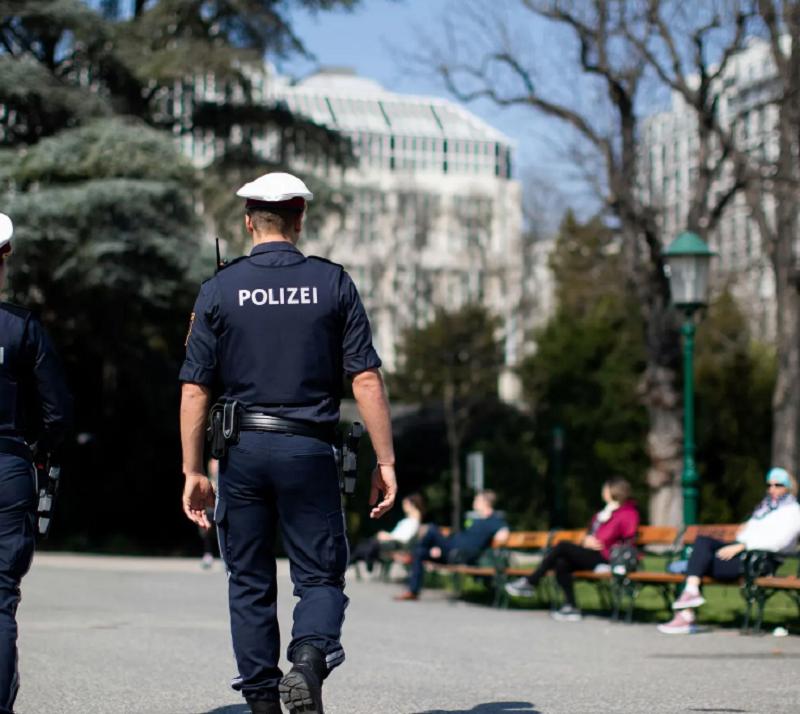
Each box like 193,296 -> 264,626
14,554 -> 800,714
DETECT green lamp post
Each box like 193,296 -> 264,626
663,232 -> 716,526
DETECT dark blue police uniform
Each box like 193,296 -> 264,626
0,303 -> 72,713
180,242 -> 381,704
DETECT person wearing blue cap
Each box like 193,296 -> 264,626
179,173 -> 397,714
659,467 -> 800,634
0,213 -> 73,711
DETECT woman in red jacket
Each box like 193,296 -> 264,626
505,476 -> 640,621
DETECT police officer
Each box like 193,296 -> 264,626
0,213 -> 72,713
179,173 -> 397,714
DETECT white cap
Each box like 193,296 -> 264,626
0,213 -> 12,259
236,172 -> 313,209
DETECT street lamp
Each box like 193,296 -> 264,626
663,232 -> 716,526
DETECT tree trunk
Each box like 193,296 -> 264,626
444,378 -> 462,533
632,255 -> 685,527
770,228 -> 800,475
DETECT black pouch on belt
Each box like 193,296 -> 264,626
207,400 -> 241,459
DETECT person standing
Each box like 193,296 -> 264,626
0,213 -> 73,713
179,174 -> 397,714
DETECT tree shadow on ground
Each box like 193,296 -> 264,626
410,703 -> 539,714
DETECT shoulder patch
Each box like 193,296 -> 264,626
307,255 -> 344,270
0,302 -> 31,320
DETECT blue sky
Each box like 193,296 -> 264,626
279,0 -> 592,216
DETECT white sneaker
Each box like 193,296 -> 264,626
504,577 -> 535,597
658,611 -> 698,634
672,590 -> 705,610
551,604 -> 583,622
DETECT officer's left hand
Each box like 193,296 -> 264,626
183,472 -> 216,530
369,464 -> 397,520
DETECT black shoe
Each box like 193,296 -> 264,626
246,700 -> 282,714
280,645 -> 326,714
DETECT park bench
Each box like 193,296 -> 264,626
616,524 -> 741,623
740,547 -> 800,634
499,526 -> 679,614
424,530 -> 550,606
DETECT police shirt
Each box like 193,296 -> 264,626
179,242 -> 381,426
0,303 -> 73,452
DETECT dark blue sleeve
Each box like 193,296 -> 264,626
25,318 -> 73,453
340,271 -> 381,377
179,279 -> 220,386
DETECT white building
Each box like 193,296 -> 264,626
640,39 -> 779,341
183,66 -> 547,400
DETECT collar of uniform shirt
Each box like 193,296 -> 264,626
250,242 -> 302,256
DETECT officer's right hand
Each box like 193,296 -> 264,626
183,472 -> 216,530
369,464 -> 397,520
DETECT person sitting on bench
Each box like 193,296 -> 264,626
349,493 -> 425,573
658,467 -> 800,635
505,476 -> 639,621
394,491 -> 509,601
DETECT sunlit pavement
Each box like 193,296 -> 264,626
16,554 -> 800,714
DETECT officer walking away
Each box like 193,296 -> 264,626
0,213 -> 73,714
179,173 -> 397,714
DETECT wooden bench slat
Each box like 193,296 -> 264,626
636,526 -> 679,545
682,524 -> 740,545
503,531 -> 550,549
755,576 -> 800,590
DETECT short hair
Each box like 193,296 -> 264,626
479,490 -> 497,509
404,493 -> 426,518
247,207 -> 301,236
605,476 -> 633,504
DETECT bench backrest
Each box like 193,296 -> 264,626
501,531 -> 550,550
549,529 -> 586,545
636,526 -> 679,546
682,524 -> 740,545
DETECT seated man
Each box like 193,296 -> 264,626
394,491 -> 509,601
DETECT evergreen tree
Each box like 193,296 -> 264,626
0,0 -> 363,552
694,288 -> 776,523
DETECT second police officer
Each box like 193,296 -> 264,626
0,213 -> 73,714
179,173 -> 397,714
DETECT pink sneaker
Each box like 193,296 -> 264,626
672,589 -> 705,610
658,611 -> 698,634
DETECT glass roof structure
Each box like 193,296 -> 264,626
268,68 -> 515,145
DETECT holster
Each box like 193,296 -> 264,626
35,459 -> 61,540
207,400 -> 241,459
339,422 -> 363,497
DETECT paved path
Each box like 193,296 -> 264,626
15,554 -> 800,714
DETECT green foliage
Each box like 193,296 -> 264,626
390,304 -> 504,404
694,288 -> 776,523
521,212 -> 650,527
522,211 -> 777,529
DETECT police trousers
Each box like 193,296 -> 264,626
217,431 -> 349,703
0,453 -> 36,714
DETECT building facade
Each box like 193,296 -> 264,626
640,38 -> 779,341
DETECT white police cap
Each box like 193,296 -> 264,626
236,172 -> 313,210
0,213 -> 12,260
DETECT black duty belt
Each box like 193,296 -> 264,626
0,437 -> 33,464
239,414 -> 334,443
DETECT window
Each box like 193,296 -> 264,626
357,190 -> 381,244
